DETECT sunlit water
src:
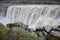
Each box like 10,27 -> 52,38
6,5 -> 60,30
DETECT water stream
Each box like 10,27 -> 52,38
6,5 -> 60,30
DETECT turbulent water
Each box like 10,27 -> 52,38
6,5 -> 60,30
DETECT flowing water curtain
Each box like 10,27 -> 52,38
50,7 -> 60,27
20,7 -> 32,24
44,7 -> 60,27
6,6 -> 15,23
23,7 -> 36,25
29,6 -> 60,29
6,5 -> 60,30
7,6 -> 36,24
13,7 -> 21,22
28,6 -> 43,25
28,7 -> 51,29
28,7 -> 49,29
18,6 -> 33,24
49,7 -> 59,19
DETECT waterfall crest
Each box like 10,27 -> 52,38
6,5 -> 60,30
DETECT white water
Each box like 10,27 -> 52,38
6,5 -> 60,30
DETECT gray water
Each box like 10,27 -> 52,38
6,5 -> 60,30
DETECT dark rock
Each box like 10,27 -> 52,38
15,22 -> 24,27
58,26 -> 60,28
35,28 -> 43,32
7,23 -> 18,29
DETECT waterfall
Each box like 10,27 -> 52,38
6,5 -> 60,30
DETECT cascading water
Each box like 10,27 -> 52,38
6,5 -> 60,30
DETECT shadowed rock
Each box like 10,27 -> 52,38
14,22 -> 24,27
43,27 -> 53,34
35,28 -> 44,37
58,26 -> 60,28
22,24 -> 29,31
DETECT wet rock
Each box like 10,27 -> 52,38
15,22 -> 24,27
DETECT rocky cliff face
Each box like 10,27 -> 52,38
0,0 -> 55,1
0,0 -> 60,4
